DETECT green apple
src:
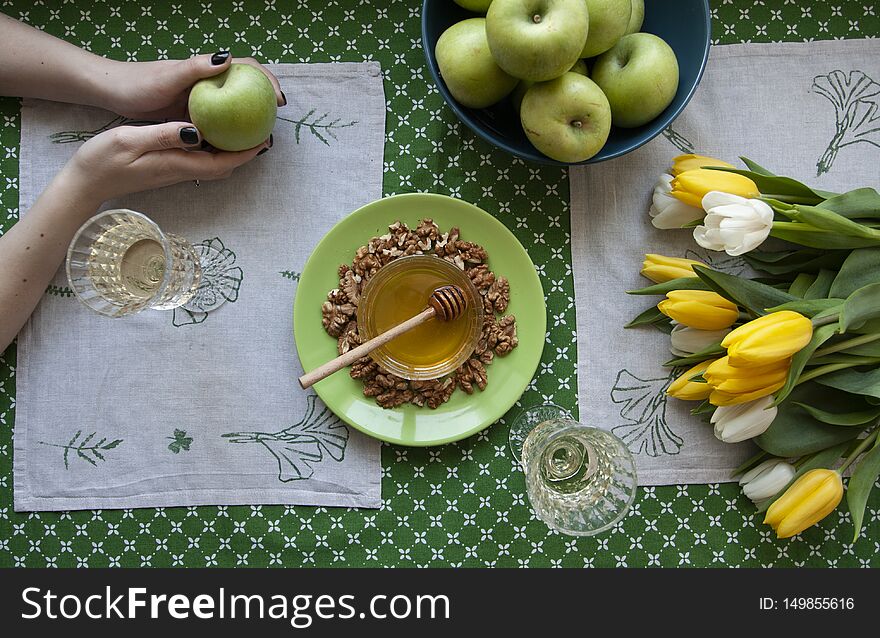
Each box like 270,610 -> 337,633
188,64 -> 277,151
510,59 -> 588,112
436,18 -> 518,108
520,72 -> 611,162
580,0 -> 632,58
592,32 -> 679,128
625,0 -> 645,34
486,0 -> 588,82
453,0 -> 493,12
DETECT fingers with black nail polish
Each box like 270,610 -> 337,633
211,51 -> 231,65
257,147 -> 269,156
179,126 -> 200,145
280,90 -> 288,106
268,134 -> 274,148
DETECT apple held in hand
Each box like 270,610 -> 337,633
520,72 -> 612,162
436,18 -> 518,109
580,0 -> 632,58
592,33 -> 680,128
188,63 -> 277,151
486,0 -> 588,82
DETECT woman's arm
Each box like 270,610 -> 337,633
0,123 -> 271,351
0,13 -> 285,117
0,13 -> 117,108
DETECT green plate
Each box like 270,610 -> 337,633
294,193 -> 546,446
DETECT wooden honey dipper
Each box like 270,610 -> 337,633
298,285 -> 468,389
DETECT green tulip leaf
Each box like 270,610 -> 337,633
652,319 -> 674,334
773,322 -> 839,405
840,340 -> 880,357
739,156 -> 776,176
757,383 -> 863,456
690,400 -> 716,416
815,365 -> 880,400
847,441 -> 880,541
792,402 -> 880,426
664,343 -> 726,368
626,277 -> 710,296
693,265 -> 796,316
707,167 -> 831,203
804,269 -> 837,299
747,249 -> 848,277
788,272 -> 816,297
625,305 -> 667,329
770,223 -> 880,249
810,353 -> 880,366
786,205 -> 880,240
828,248 -> 880,298
818,187 -> 880,220
756,441 -> 852,513
767,298 -> 843,317
840,283 -> 880,332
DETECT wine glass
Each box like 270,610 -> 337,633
509,404 -> 638,536
66,209 -> 230,318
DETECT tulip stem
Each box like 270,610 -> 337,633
814,332 -> 880,357
762,194 -> 821,205
811,313 -> 840,328
838,427 -> 880,474
796,362 -> 861,385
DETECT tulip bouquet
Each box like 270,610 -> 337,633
628,155 -> 880,540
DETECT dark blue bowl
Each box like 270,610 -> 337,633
422,0 -> 711,165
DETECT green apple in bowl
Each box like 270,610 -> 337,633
188,63 -> 277,151
453,0 -> 494,11
624,0 -> 644,34
520,72 -> 611,162
592,32 -> 680,128
510,59 -> 588,113
580,0 -> 632,58
486,0 -> 588,82
436,18 -> 518,109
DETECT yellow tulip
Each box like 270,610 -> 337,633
657,290 -> 739,330
641,254 -> 703,283
764,469 -> 843,539
670,154 -> 735,176
703,356 -> 790,406
670,168 -> 760,208
666,359 -> 716,401
722,311 -> 813,367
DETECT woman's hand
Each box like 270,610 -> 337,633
99,52 -> 286,120
59,121 -> 272,207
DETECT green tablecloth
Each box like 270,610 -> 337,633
1,0 -> 878,568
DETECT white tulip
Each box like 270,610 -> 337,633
669,323 -> 732,358
739,459 -> 796,503
711,395 -> 777,443
693,191 -> 774,256
649,173 -> 705,229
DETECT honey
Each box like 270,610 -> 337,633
358,255 -> 483,380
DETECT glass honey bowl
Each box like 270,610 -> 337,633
357,254 -> 484,381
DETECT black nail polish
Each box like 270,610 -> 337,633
268,134 -> 274,148
280,90 -> 287,106
211,51 -> 230,65
257,147 -> 269,156
179,127 -> 199,145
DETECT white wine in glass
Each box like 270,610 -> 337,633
66,209 -> 228,318
509,404 -> 638,536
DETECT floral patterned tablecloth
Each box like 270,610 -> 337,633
1,0 -> 878,568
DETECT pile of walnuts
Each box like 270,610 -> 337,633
320,219 -> 518,409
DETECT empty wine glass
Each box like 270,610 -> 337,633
509,403 -> 638,536
66,209 -> 229,318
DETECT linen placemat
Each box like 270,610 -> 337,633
14,63 -> 385,510
570,39 -> 880,485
